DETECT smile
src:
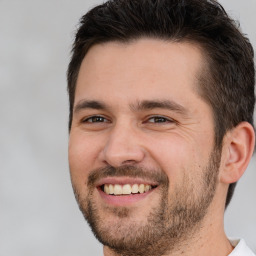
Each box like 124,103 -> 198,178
101,184 -> 155,195
96,177 -> 159,206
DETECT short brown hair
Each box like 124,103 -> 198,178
67,0 -> 255,208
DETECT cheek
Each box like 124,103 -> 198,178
68,132 -> 101,185
146,133 -> 204,184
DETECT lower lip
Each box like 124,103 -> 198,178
97,187 -> 155,206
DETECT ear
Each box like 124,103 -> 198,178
220,122 -> 255,184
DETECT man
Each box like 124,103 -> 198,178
67,0 -> 255,255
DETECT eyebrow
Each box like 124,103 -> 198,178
74,100 -> 108,113
131,100 -> 189,116
74,99 -> 189,116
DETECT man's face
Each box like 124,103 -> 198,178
69,39 -> 220,255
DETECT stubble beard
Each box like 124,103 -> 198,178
72,149 -> 221,256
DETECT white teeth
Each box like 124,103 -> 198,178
122,184 -> 132,194
114,184 -> 122,195
131,184 -> 139,193
138,184 -> 145,193
104,184 -> 110,194
103,184 -> 153,195
145,184 -> 150,192
109,184 -> 114,194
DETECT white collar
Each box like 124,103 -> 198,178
228,238 -> 256,256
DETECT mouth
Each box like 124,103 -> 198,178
96,178 -> 159,206
100,183 -> 157,196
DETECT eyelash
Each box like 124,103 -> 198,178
82,115 -> 109,123
146,116 -> 175,124
82,115 -> 175,124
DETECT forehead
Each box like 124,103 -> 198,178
75,38 -> 205,106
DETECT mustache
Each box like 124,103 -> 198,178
87,165 -> 169,187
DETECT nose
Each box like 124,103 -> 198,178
101,123 -> 145,167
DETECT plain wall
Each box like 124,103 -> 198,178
0,0 -> 255,255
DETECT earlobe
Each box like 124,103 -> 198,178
220,122 -> 255,184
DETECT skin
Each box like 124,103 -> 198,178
68,38 -> 255,256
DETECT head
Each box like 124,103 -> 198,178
67,0 -> 255,208
67,0 -> 255,255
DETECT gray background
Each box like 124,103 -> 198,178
0,0 -> 255,255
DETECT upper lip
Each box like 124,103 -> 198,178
95,177 -> 159,187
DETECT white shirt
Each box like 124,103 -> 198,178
229,239 -> 256,256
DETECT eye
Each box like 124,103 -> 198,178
82,115 -> 109,123
147,116 -> 174,124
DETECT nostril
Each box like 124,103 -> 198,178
122,160 -> 137,165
